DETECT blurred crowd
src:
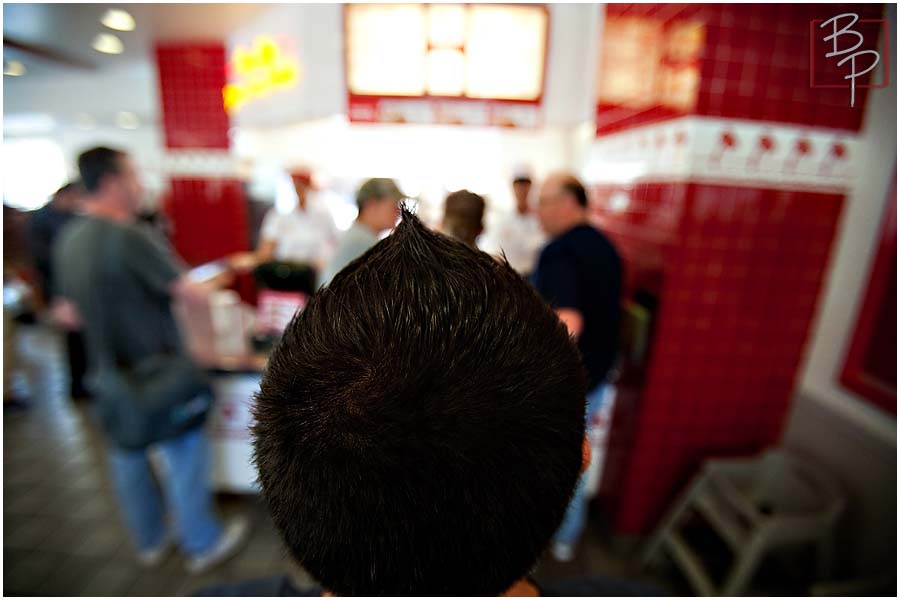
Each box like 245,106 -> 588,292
3,144 -> 626,589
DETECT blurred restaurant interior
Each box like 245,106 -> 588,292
2,2 -> 897,596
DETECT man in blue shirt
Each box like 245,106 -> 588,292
531,172 -> 623,562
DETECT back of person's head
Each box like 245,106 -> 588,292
290,167 -> 314,188
253,208 -> 588,596
537,173 -> 590,237
54,181 -> 84,198
51,180 -> 85,210
557,174 -> 588,208
442,189 -> 486,248
356,177 -> 404,212
77,146 -> 126,195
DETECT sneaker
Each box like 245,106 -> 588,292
551,542 -> 576,563
185,516 -> 250,574
137,535 -> 173,568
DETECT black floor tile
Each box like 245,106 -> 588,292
79,558 -> 143,596
33,553 -> 104,596
5,515 -> 64,550
3,549 -> 65,595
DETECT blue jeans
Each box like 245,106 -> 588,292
108,426 -> 224,557
553,384 -> 607,547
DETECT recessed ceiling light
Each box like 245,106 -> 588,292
92,33 -> 124,55
115,111 -> 140,129
4,60 -> 26,76
3,113 -> 56,136
101,9 -> 135,32
75,113 -> 96,130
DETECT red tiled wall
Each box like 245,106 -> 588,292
696,4 -> 883,130
163,178 -> 249,266
593,182 -> 845,533
590,183 -> 689,510
592,183 -> 687,299
156,43 -> 230,149
597,3 -> 884,135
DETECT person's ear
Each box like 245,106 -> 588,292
580,434 -> 591,475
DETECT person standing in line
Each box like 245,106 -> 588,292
52,146 -> 249,573
441,189 -> 486,249
254,168 -> 338,273
531,172 -> 623,562
318,178 -> 404,287
484,170 -> 546,277
27,181 -> 91,400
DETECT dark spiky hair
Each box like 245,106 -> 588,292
252,208 -> 587,596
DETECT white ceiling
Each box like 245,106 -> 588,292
3,3 -> 272,133
3,3 -> 602,137
3,3 -> 270,76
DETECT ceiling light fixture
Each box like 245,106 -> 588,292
4,60 -> 26,76
92,33 -> 124,55
100,8 -> 136,32
3,113 -> 57,136
75,113 -> 96,130
115,111 -> 140,130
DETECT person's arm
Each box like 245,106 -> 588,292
254,209 -> 280,263
255,240 -> 277,263
48,230 -> 81,329
25,215 -> 50,291
175,260 -> 237,302
49,297 -> 82,331
536,248 -> 584,340
123,226 -> 223,304
556,308 -> 584,339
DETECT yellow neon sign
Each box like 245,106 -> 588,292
223,36 -> 300,113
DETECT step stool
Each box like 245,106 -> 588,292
640,449 -> 846,596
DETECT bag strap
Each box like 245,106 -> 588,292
86,220 -> 126,372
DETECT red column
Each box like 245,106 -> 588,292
590,3 -> 884,534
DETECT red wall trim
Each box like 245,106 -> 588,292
839,167 -> 897,415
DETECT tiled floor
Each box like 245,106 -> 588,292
4,323 -> 673,596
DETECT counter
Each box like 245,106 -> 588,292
175,290 -> 268,493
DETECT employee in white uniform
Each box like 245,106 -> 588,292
255,168 -> 338,273
487,170 -> 545,277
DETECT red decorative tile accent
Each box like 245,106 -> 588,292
162,178 -> 249,265
156,44 -> 230,149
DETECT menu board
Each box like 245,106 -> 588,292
345,3 -> 548,127
595,14 -> 704,135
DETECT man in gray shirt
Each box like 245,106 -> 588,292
319,178 -> 404,287
52,147 -> 247,573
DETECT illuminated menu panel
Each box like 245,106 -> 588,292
596,16 -> 704,113
346,4 -> 427,96
346,3 -> 547,102
465,5 -> 546,100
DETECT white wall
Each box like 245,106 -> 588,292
784,7 -> 896,581
227,3 -> 345,128
796,5 -> 897,447
3,62 -> 159,124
